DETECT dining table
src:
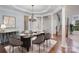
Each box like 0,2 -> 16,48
19,32 -> 45,52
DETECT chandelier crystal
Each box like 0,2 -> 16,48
29,5 -> 36,22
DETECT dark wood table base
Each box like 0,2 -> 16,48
21,36 -> 31,52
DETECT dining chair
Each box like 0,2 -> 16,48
32,33 -> 45,53
44,33 -> 51,47
9,36 -> 23,53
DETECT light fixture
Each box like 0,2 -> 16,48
0,24 -> 6,31
29,5 -> 36,22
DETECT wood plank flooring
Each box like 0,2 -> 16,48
49,34 -> 62,53
49,34 -> 77,53
0,44 -> 7,53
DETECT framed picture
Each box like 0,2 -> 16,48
3,16 -> 16,28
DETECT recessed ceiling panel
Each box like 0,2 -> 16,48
0,5 -> 61,15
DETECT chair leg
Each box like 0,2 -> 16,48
43,43 -> 45,52
22,47 -> 23,53
12,46 -> 14,53
18,46 -> 21,53
39,44 -> 40,53
49,39 -> 51,47
32,44 -> 33,52
46,40 -> 48,47
9,46 -> 11,53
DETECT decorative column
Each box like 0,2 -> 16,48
50,14 -> 54,38
61,6 -> 67,52
41,16 -> 43,32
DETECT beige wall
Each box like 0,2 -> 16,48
65,5 -> 79,33
65,5 -> 79,17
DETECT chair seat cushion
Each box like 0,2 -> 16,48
44,33 -> 51,40
32,34 -> 45,44
9,38 -> 23,46
32,39 -> 43,44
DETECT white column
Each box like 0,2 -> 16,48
28,20 -> 30,31
41,16 -> 43,32
61,6 -> 67,48
50,14 -> 53,38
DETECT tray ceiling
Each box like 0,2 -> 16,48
0,5 -> 62,15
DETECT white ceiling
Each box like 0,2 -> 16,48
0,5 -> 62,15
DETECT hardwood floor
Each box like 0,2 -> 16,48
49,34 -> 78,53
49,34 -> 62,53
0,44 -> 6,53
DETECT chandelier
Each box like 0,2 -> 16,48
29,5 -> 36,22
